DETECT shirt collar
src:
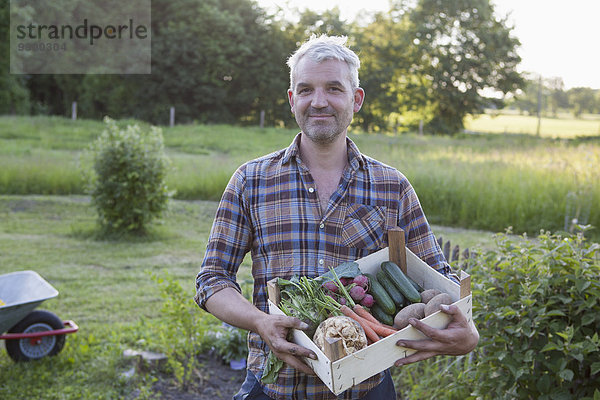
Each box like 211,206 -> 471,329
282,132 -> 366,170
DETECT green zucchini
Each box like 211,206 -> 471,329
376,270 -> 405,308
370,304 -> 395,326
365,273 -> 396,315
381,261 -> 422,303
407,276 -> 423,293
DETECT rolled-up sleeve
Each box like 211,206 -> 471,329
195,166 -> 253,310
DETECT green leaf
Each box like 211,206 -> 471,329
582,313 -> 596,326
545,310 -> 566,317
261,351 -> 285,384
559,368 -> 574,381
575,279 -> 591,292
318,261 -> 361,282
591,362 -> 600,376
536,374 -> 551,394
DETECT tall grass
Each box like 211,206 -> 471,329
1,115 -> 599,238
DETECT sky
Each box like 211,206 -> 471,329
256,0 -> 600,90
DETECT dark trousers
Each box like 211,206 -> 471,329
233,369 -> 397,400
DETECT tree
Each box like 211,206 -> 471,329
568,87 -> 598,117
129,0 -> 292,125
356,11 -> 435,132
406,0 -> 524,133
546,77 -> 569,117
0,2 -> 30,114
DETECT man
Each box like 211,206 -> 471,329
195,35 -> 479,400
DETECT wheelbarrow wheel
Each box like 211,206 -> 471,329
5,310 -> 66,362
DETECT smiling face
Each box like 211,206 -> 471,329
288,58 -> 364,145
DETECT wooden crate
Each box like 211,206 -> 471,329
267,228 -> 473,395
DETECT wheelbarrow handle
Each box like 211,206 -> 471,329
0,320 -> 78,340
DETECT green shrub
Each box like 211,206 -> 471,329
83,117 -> 173,235
392,230 -> 600,400
149,272 -> 218,391
211,324 -> 248,364
467,229 -> 600,399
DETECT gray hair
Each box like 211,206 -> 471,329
287,34 -> 360,91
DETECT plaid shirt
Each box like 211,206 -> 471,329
195,133 -> 451,400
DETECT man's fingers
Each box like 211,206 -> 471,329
270,338 -> 317,361
407,317 -> 441,340
396,338 -> 441,353
277,315 -> 310,331
394,350 -> 436,366
441,304 -> 468,326
287,343 -> 318,361
271,344 -> 317,375
280,354 -> 317,376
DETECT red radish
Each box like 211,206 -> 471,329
352,275 -> 368,289
338,297 -> 347,306
349,286 -> 366,301
360,294 -> 375,308
340,277 -> 353,286
322,281 -> 338,293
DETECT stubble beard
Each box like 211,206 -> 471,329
298,108 -> 352,145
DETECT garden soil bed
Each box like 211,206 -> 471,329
152,353 -> 246,400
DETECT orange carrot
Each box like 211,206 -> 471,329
353,304 -> 380,324
353,305 -> 398,336
369,322 -> 398,337
340,305 -> 380,343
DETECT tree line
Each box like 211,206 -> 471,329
4,0 -> 588,134
510,75 -> 600,118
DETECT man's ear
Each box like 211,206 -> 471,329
287,89 -> 295,113
353,88 -> 365,113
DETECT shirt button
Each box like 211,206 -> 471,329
318,259 -> 324,265
308,187 -> 315,193
319,223 -> 325,229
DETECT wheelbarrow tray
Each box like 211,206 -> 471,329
0,271 -> 59,334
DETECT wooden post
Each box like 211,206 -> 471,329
388,228 -> 407,274
536,75 -> 542,136
418,119 -> 423,135
169,106 -> 175,127
460,270 -> 471,299
323,337 -> 345,361
259,110 -> 265,128
267,279 -> 281,306
71,101 -> 77,120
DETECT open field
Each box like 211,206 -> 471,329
1,115 -> 598,239
465,111 -> 600,138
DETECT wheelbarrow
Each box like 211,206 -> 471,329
0,270 -> 78,362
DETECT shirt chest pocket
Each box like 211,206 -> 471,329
341,204 -> 387,250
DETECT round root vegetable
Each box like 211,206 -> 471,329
424,293 -> 453,317
360,294 -> 375,308
313,316 -> 368,357
352,274 -> 369,289
393,303 -> 426,330
322,281 -> 338,293
349,285 -> 366,301
420,288 -> 442,304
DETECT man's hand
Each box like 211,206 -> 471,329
394,304 -> 479,366
256,314 -> 317,376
